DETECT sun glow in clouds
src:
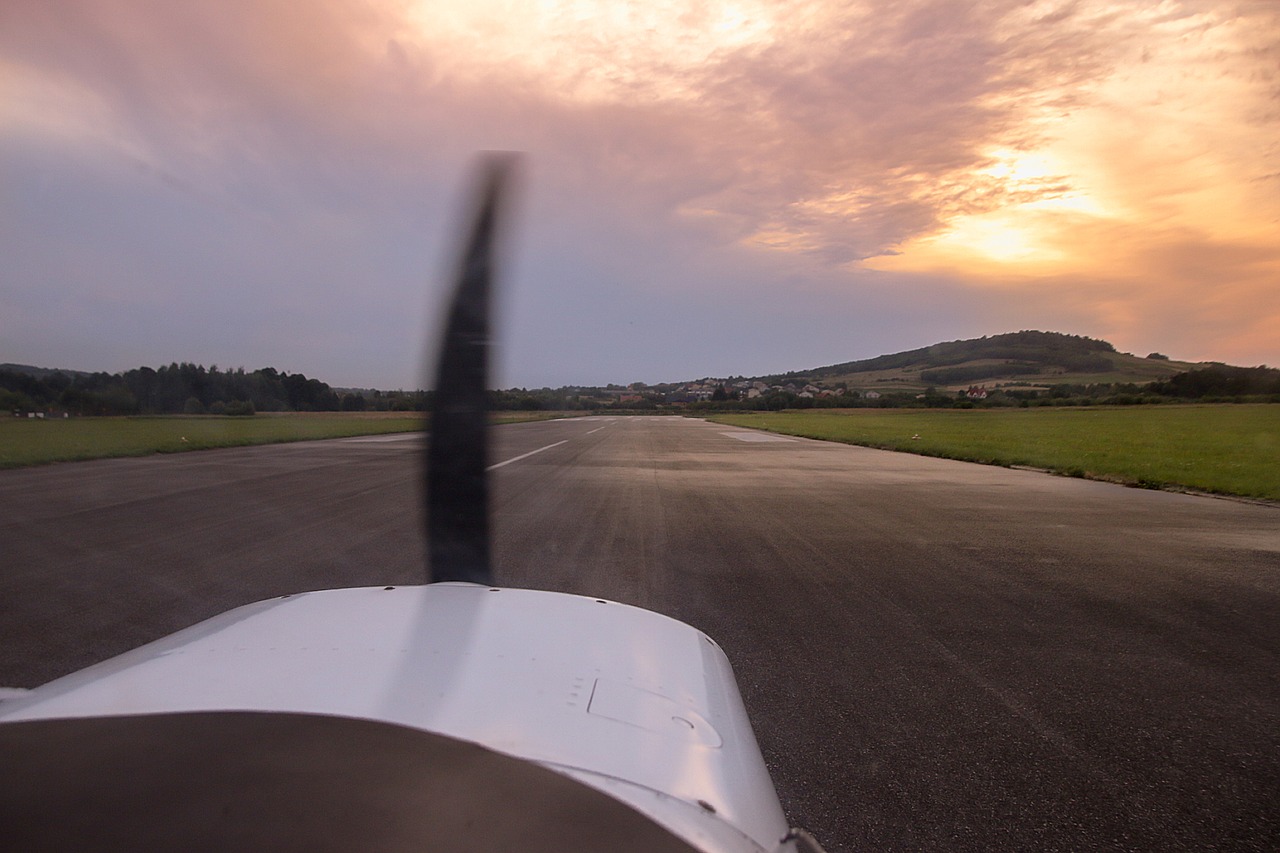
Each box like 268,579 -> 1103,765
869,2 -> 1280,287
874,148 -> 1112,268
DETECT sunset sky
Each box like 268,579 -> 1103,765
3,0 -> 1277,388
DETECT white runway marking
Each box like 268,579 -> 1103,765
487,440 -> 569,470
721,432 -> 794,443
586,426 -> 606,434
341,434 -> 420,444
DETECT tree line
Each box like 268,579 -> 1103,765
1149,365 -> 1280,398
0,364 -> 382,416
687,364 -> 1280,412
4,361 -> 1276,417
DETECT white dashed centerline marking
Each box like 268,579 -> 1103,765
721,432 -> 794,443
487,440 -> 569,471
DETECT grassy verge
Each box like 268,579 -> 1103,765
0,410 -> 577,469
492,411 -> 579,425
707,405 -> 1280,501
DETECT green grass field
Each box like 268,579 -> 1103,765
0,413 -> 421,468
0,411 -> 573,469
708,405 -> 1280,501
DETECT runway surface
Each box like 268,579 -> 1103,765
2,416 -> 1278,851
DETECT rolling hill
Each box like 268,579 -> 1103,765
758,331 -> 1208,393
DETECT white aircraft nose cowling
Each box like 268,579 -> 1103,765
0,583 -> 791,852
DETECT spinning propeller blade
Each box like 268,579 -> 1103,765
425,155 -> 515,586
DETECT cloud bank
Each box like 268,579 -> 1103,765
2,0 -> 1277,387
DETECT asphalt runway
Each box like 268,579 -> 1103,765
2,416 -> 1278,851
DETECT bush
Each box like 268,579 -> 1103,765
0,389 -> 35,412
224,400 -> 256,416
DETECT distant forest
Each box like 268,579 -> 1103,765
0,364 -> 419,416
1149,366 -> 1280,399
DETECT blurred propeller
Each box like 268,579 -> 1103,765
425,155 -> 515,585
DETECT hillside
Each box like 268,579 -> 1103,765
761,331 -> 1207,393
0,363 -> 91,380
